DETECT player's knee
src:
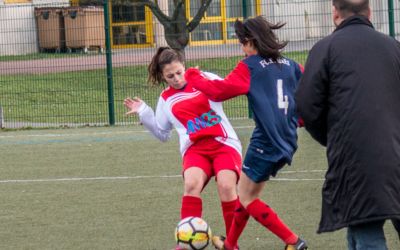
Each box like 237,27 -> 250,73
184,178 -> 203,195
217,181 -> 236,196
238,193 -> 256,208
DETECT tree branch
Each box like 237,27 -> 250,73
171,0 -> 184,21
131,0 -> 171,24
187,0 -> 212,32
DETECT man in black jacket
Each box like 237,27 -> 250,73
295,0 -> 400,249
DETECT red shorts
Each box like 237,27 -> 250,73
182,138 -> 242,180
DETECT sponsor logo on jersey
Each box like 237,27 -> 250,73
186,109 -> 222,135
259,58 -> 290,68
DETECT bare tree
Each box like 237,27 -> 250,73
79,0 -> 212,54
129,0 -> 213,54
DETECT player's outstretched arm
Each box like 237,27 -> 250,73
185,62 -> 250,102
124,97 -> 144,115
124,96 -> 172,142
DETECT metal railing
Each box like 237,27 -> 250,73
0,0 -> 398,129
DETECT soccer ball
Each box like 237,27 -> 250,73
175,217 -> 212,250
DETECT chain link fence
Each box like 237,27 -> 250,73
0,0 -> 399,129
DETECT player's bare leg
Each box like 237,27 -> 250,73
174,167 -> 208,250
183,166 -> 208,197
216,169 -> 237,202
216,170 -> 239,249
236,172 -> 265,207
180,166 -> 208,219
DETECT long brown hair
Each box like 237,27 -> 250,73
147,47 -> 185,86
234,16 -> 287,62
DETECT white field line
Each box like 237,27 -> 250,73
0,175 -> 182,184
280,170 -> 325,174
0,126 -> 254,139
0,130 -> 149,138
273,178 -> 324,181
0,170 -> 325,184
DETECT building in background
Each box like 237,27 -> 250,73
88,0 -> 397,49
77,0 -> 263,49
0,0 -> 398,55
0,0 -> 69,55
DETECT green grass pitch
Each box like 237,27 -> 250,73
0,120 -> 398,249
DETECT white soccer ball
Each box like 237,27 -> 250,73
175,217 -> 212,250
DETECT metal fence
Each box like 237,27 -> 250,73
0,0 -> 399,129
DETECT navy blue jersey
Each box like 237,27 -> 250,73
244,55 -> 302,163
185,55 -> 302,164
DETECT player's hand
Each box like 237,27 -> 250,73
124,97 -> 143,115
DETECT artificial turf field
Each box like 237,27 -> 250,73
1,120 -> 398,249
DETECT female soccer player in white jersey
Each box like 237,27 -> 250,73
124,47 -> 242,250
185,16 -> 307,250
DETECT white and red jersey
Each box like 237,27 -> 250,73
137,72 -> 242,157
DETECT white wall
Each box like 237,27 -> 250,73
0,0 -> 69,56
1,0 -> 398,56
0,4 -> 37,55
261,0 -> 332,41
262,0 -> 399,42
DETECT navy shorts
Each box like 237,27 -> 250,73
242,145 -> 286,183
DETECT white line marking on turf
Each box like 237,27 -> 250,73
0,126 -> 255,139
280,170 -> 325,173
0,130 -> 149,138
273,178 -> 324,181
0,175 -> 182,183
0,171 -> 325,184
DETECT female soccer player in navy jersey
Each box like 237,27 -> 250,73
185,16 -> 307,250
124,47 -> 242,250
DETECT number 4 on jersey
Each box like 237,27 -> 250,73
277,79 -> 289,115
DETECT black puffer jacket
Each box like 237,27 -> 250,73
295,15 -> 400,233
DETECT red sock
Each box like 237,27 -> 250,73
225,200 -> 250,249
180,195 -> 202,219
246,199 -> 298,244
221,199 -> 237,236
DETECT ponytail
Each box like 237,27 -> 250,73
235,16 -> 287,62
148,47 -> 184,86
